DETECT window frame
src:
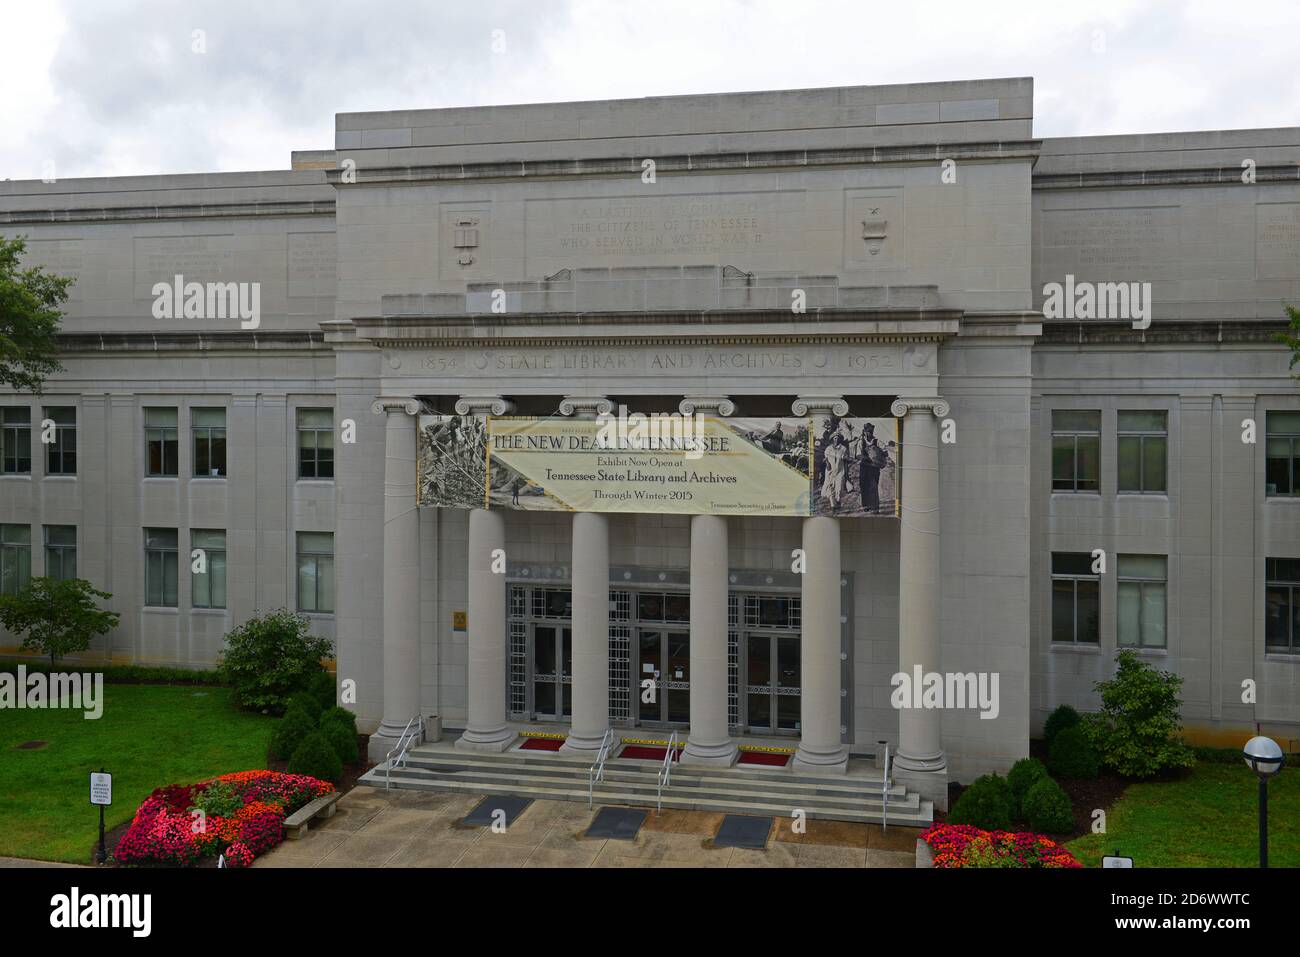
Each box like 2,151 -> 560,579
1050,552 -> 1101,645
1265,558 -> 1300,655
191,407 -> 227,478
43,406 -> 77,476
1,407 -> 32,475
1051,410 -> 1101,493
1117,410 -> 1168,495
143,527 -> 179,607
190,529 -> 227,609
296,408 -> 334,480
1265,412 -> 1300,497
0,524 -> 32,596
1117,554 -> 1168,649
296,531 -> 335,614
144,407 -> 179,478
43,525 -> 77,582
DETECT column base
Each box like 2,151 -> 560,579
368,718 -> 426,763
792,744 -> 848,775
455,728 -> 518,753
893,752 -> 949,812
680,738 -> 739,768
559,730 -> 611,758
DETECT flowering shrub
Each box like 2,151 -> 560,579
920,823 -> 1082,868
112,770 -> 334,867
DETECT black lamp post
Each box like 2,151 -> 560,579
1242,736 -> 1284,868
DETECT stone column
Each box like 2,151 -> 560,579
679,396 -> 738,767
890,397 -> 949,806
792,396 -> 849,774
370,397 -> 424,759
559,396 -> 615,756
455,396 -> 517,753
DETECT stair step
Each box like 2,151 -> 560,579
359,768 -> 933,825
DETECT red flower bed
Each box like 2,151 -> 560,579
920,823 -> 1082,868
113,771 -> 334,867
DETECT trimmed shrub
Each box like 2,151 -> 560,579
320,718 -> 359,764
284,692 -> 322,723
288,731 -> 343,783
947,773 -> 1013,831
320,706 -> 358,737
270,708 -> 316,761
218,609 -> 335,714
307,670 -> 336,711
1043,704 -> 1081,746
1049,724 -> 1100,779
1006,757 -> 1050,819
1022,777 -> 1075,835
1087,650 -> 1196,778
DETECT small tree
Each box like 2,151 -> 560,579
0,577 -> 119,664
1086,650 -> 1195,778
1276,303 -> 1300,373
0,236 -> 71,394
218,609 -> 334,714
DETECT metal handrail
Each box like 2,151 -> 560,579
656,731 -> 679,811
384,715 -> 424,791
588,728 -> 616,809
881,743 -> 891,832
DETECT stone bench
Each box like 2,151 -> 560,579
283,791 -> 341,840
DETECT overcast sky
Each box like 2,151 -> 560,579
3,0 -> 1297,180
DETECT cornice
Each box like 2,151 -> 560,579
0,200 -> 334,226
1032,164 -> 1299,191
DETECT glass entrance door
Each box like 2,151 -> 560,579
532,624 -> 572,719
746,633 -> 801,733
636,629 -> 690,726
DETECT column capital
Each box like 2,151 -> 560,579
679,394 -> 735,416
791,395 -> 848,417
453,395 -> 514,416
371,396 -> 422,416
890,396 -> 950,419
559,395 -> 614,419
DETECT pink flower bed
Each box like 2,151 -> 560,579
920,823 -> 1082,868
113,770 -> 334,867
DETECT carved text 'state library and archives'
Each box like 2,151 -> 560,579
2,77 -> 1298,819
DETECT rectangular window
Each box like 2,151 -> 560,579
144,527 -> 179,607
192,408 -> 227,477
0,525 -> 32,595
1,407 -> 32,475
1051,552 -> 1100,644
1265,412 -> 1300,496
1117,410 -> 1167,494
1117,554 -> 1167,649
43,525 -> 77,582
43,407 -> 76,476
1265,558 -> 1300,654
297,409 -> 334,479
144,407 -> 179,477
191,529 -> 227,609
297,531 -> 334,613
1051,410 -> 1100,492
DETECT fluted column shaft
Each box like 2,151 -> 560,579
681,513 -> 737,766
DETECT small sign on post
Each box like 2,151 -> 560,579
90,769 -> 112,864
1102,854 -> 1134,868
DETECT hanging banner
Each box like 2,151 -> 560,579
417,412 -> 899,518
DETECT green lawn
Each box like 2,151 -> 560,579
0,684 -> 275,863
1067,762 -> 1299,867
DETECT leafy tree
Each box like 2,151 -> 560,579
1085,650 -> 1195,778
1276,302 -> 1300,374
218,608 -> 334,714
0,577 -> 120,664
0,236 -> 71,394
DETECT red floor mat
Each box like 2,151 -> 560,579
738,750 -> 791,767
520,737 -> 565,751
618,745 -> 682,761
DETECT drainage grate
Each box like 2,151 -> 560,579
713,814 -> 773,849
586,806 -> 647,841
462,795 -> 533,827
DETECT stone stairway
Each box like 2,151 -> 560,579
360,739 -> 934,826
